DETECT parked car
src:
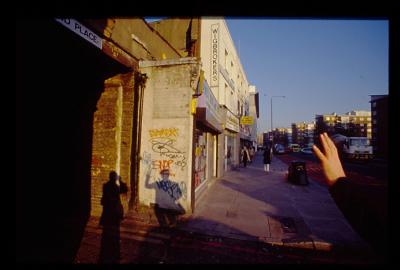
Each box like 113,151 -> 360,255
301,147 -> 313,155
290,144 -> 301,153
274,144 -> 286,154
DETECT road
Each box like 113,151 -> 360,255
273,151 -> 388,260
274,152 -> 388,187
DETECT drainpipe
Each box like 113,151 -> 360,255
116,86 -> 123,175
129,71 -> 147,210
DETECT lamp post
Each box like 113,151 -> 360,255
271,95 -> 285,143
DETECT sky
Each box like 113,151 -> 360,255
225,18 -> 389,133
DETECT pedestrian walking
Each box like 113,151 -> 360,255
249,146 -> 255,164
263,144 -> 272,172
242,146 -> 250,168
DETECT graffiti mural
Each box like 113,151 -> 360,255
179,181 -> 187,201
156,177 -> 183,201
145,168 -> 185,212
143,127 -> 188,204
149,128 -> 179,138
152,159 -> 175,177
148,128 -> 187,172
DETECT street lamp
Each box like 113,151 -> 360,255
271,95 -> 285,143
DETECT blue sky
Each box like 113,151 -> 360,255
225,18 -> 388,132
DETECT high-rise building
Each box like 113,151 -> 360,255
292,121 -> 315,147
370,95 -> 388,159
315,111 -> 371,144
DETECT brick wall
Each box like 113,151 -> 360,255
91,72 -> 135,217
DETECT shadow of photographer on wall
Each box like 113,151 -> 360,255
98,171 -> 128,263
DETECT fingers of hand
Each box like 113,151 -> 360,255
312,144 -> 327,163
324,132 -> 338,155
320,133 -> 331,157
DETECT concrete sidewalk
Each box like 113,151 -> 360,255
176,151 -> 374,257
74,151 -> 381,263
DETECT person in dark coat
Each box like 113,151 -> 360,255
263,144 -> 272,172
242,146 -> 250,168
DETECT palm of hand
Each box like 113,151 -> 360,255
312,133 -> 346,186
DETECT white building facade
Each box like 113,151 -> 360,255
200,17 -> 252,173
147,17 -> 255,210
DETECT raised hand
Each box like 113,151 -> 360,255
312,132 -> 346,187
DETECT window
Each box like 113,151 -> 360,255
225,49 -> 228,68
373,102 -> 376,108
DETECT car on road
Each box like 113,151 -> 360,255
290,144 -> 301,153
301,147 -> 313,155
274,144 -> 286,154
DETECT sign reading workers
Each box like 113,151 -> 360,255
210,24 -> 219,87
55,18 -> 103,49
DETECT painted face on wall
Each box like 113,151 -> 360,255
160,169 -> 170,181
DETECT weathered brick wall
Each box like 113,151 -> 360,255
91,72 -> 135,217
118,73 -> 136,211
85,19 -> 182,61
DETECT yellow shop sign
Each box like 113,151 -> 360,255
240,116 -> 254,125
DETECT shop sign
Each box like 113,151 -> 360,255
210,23 -> 219,87
225,110 -> 239,132
197,77 -> 223,131
240,124 -> 252,137
191,98 -> 198,115
240,116 -> 254,125
55,18 -> 102,49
